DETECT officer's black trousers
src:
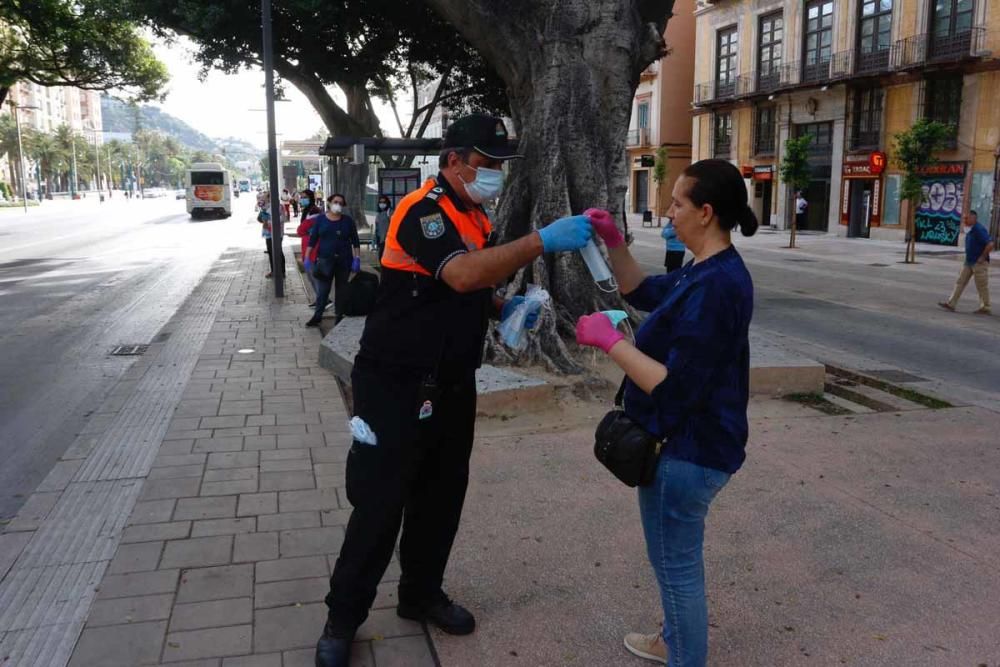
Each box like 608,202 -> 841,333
324,356 -> 477,637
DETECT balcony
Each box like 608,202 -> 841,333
693,77 -> 743,105
892,27 -> 987,69
640,63 -> 658,81
626,128 -> 650,147
854,46 -> 891,76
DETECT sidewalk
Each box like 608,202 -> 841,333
0,248 -> 434,666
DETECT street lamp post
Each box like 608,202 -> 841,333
261,0 -> 284,298
8,101 -> 39,213
92,127 -> 103,200
70,132 -> 79,198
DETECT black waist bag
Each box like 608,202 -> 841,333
594,378 -> 664,487
342,270 -> 379,316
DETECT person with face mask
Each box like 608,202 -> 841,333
291,189 -> 324,307
314,114 -> 597,667
306,194 -> 361,326
374,195 -> 392,262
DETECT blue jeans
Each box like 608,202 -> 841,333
638,455 -> 730,667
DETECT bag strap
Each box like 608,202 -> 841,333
614,376 -> 628,408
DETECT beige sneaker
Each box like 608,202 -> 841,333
624,631 -> 668,663
974,307 -> 992,315
938,302 -> 955,312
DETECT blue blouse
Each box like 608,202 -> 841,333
308,214 -> 360,270
622,246 -> 753,474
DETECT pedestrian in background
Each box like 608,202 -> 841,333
577,159 -> 757,667
939,210 -> 993,315
258,193 -> 285,279
280,188 -> 292,223
305,193 -> 361,327
374,194 -> 392,262
292,189 -> 324,307
795,191 -> 808,230
661,218 -> 686,273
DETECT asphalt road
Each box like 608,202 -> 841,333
0,194 -> 264,521
629,225 -> 1000,400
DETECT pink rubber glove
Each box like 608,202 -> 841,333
584,208 -> 624,249
575,313 -> 626,353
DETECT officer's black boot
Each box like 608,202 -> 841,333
315,617 -> 352,667
397,591 -> 476,635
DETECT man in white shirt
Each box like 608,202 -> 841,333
795,191 -> 808,229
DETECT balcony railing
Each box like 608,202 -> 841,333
892,27 -> 987,69
855,46 -> 891,76
626,128 -> 650,147
691,28 -> 987,106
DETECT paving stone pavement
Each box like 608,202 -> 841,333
0,249 -> 437,667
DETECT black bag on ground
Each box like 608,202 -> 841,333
342,270 -> 379,316
594,378 -> 664,487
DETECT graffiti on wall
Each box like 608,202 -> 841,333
914,162 -> 966,246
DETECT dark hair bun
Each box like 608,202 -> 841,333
738,205 -> 758,237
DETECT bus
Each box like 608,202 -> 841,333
186,163 -> 232,219
237,178 -> 251,193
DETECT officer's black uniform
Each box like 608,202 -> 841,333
322,169 -> 499,639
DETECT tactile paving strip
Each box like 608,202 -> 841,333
0,254 -> 241,667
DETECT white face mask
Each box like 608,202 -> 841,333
330,203 -> 343,214
457,164 -> 504,203
378,203 -> 388,211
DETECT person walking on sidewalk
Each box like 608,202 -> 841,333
314,114 -> 596,667
939,210 -> 993,315
576,159 -> 756,667
661,218 -> 686,273
374,194 -> 392,262
306,194 -> 361,327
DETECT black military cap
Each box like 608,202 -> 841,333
442,114 -> 524,160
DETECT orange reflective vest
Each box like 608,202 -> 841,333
381,178 -> 492,275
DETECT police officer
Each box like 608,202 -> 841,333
315,114 -> 596,666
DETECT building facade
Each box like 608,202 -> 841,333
627,0 -> 697,218
1,82 -> 105,198
691,0 -> 1000,242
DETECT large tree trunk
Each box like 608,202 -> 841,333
0,87 -> 8,108
425,0 -> 670,373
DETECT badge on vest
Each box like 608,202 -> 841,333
420,214 -> 446,239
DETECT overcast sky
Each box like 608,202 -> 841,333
147,36 -> 402,149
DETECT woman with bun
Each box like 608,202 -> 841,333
577,159 -> 757,666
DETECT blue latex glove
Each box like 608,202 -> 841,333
538,214 -> 594,253
351,257 -> 361,273
501,296 -> 541,329
303,258 -> 313,274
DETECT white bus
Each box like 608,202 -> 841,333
237,178 -> 251,192
186,163 -> 232,218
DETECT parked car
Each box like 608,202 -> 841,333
175,189 -> 186,200
145,187 -> 167,198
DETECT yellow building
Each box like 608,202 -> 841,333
627,0 -> 697,219
691,0 -> 1000,243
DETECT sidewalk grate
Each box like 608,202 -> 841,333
109,344 -> 148,356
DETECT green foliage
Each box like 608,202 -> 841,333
652,145 -> 669,186
102,95 -> 216,152
0,182 -> 12,200
779,134 -> 813,192
0,0 -> 169,102
891,118 -> 953,204
124,0 -> 507,136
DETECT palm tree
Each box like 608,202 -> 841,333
26,132 -> 65,197
0,113 -> 24,196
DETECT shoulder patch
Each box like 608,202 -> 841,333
425,187 -> 444,202
420,214 -> 446,239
